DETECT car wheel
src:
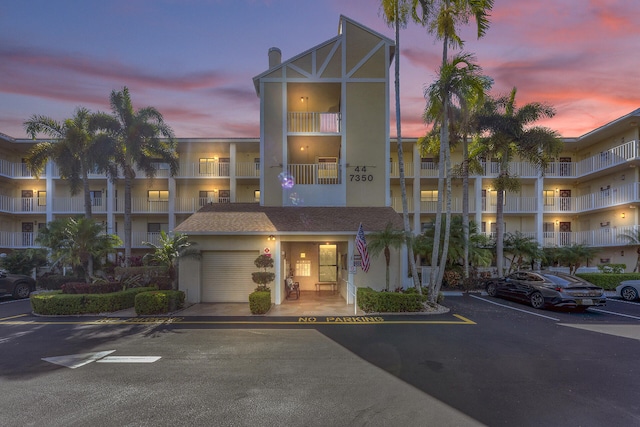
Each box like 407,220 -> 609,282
620,286 -> 639,301
486,282 -> 498,297
13,282 -> 31,299
530,292 -> 545,309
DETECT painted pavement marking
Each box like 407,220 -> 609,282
470,294 -> 561,321
42,350 -> 161,369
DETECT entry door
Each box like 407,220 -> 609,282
559,222 -> 571,246
22,190 -> 33,212
559,189 -> 571,211
559,157 -> 572,176
22,222 -> 34,246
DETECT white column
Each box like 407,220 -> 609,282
230,142 -> 237,203
106,180 -> 115,234
474,177 -> 483,230
168,177 -> 176,231
413,144 -> 421,234
45,161 -> 53,224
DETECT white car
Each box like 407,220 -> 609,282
616,280 -> 640,301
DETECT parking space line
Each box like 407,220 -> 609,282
0,314 -> 28,322
607,299 -> 640,307
470,294 -> 560,321
590,309 -> 640,321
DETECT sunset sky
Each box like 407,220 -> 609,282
1,0 -> 638,140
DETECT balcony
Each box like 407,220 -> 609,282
480,225 -> 640,248
0,160 -> 36,178
287,112 -> 341,134
543,182 -> 640,213
390,162 -> 415,178
287,163 -> 341,185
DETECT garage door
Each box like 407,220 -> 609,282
201,251 -> 259,302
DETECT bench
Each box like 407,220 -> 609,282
285,278 -> 300,300
315,282 -> 337,294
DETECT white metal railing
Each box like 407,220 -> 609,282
236,162 -> 260,177
287,163 -> 341,185
543,182 -> 640,213
0,160 -> 36,178
287,112 -> 341,133
391,196 -> 415,213
390,162 -> 415,178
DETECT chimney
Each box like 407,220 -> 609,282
268,47 -> 281,68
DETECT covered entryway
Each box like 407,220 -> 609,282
201,251 -> 259,302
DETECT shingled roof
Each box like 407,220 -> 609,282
174,203 -> 403,235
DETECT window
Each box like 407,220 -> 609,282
295,260 -> 311,277
199,158 -> 217,174
319,244 -> 337,282
90,190 -> 102,207
147,223 -> 168,233
420,190 -> 438,202
254,157 -> 260,171
148,190 -> 169,201
543,190 -> 554,206
254,190 -> 260,202
543,222 -> 555,233
37,190 -> 47,206
218,190 -> 230,203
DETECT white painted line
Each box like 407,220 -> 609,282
607,298 -> 640,306
97,356 -> 161,363
590,308 -> 640,321
42,350 -> 116,369
470,294 -> 560,321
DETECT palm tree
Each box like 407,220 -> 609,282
367,222 -> 407,291
422,52 -> 492,301
143,231 -> 200,290
36,217 -> 122,281
413,0 -> 494,302
476,88 -> 563,276
557,244 -> 600,275
92,87 -> 179,267
380,0 -> 422,293
24,107 -> 109,219
503,231 -> 543,273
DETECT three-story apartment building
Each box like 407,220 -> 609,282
1,16 -> 639,304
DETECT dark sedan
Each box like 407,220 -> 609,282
485,271 -> 606,311
0,270 -> 36,299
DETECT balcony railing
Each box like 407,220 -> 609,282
390,162 -> 415,178
0,160 -> 36,178
479,225 -> 640,248
287,112 -> 341,134
287,163 -> 341,185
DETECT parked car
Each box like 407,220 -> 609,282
485,271 -> 606,311
616,280 -> 640,301
0,270 -> 36,299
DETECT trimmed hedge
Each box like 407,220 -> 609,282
249,290 -> 271,314
357,287 -> 429,313
31,287 -> 156,315
576,273 -> 640,290
135,290 -> 185,315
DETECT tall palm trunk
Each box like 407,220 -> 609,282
392,0 -> 422,293
496,169 -> 507,276
429,25 -> 450,302
124,167 -> 134,267
462,133 -> 470,279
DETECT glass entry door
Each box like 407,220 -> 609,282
318,244 -> 337,282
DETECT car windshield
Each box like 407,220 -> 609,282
542,274 -> 582,287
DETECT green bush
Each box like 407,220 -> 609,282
135,290 -> 185,315
357,287 -> 429,313
575,273 -> 640,290
30,287 -> 156,315
249,290 -> 271,314
114,266 -> 168,286
37,274 -> 84,290
596,263 -> 626,274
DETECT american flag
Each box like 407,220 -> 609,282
355,223 -> 370,272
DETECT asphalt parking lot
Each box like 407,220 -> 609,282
2,293 -> 640,426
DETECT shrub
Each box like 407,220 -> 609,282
251,254 -> 275,291
135,290 -> 185,315
249,290 -> 271,314
357,287 -> 428,313
61,282 -> 124,294
597,263 -> 626,274
31,287 -> 156,315
576,273 -> 640,290
36,274 -> 83,290
114,266 -> 167,286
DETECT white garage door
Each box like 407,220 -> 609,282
201,251 -> 260,302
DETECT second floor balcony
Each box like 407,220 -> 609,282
287,112 -> 341,134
